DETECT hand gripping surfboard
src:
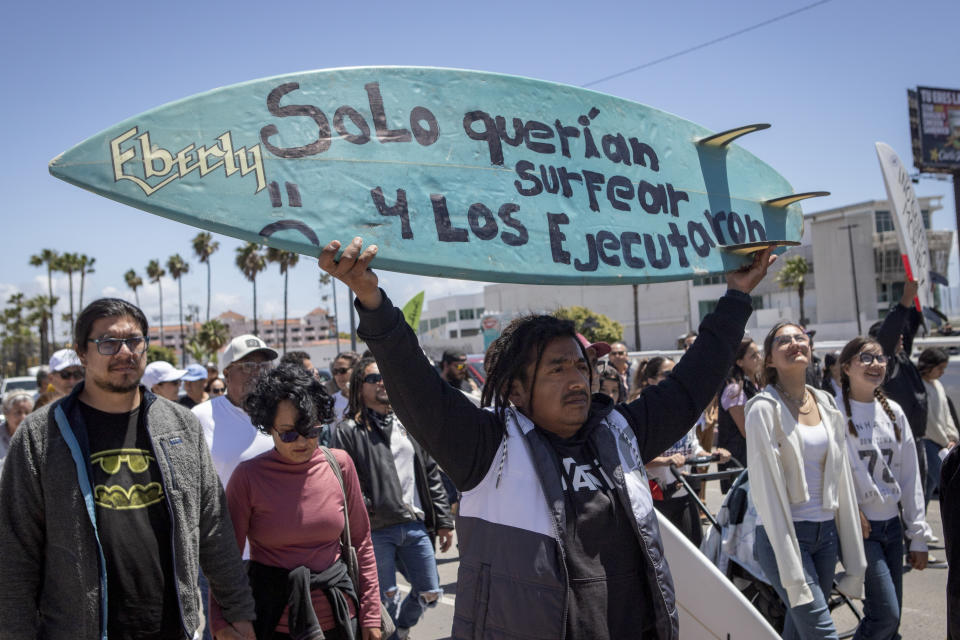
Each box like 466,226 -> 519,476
49,67 -> 823,285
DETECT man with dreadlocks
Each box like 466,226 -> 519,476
319,237 -> 775,640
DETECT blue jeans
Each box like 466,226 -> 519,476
923,438 -> 945,506
854,517 -> 903,640
754,521 -> 839,640
371,521 -> 442,631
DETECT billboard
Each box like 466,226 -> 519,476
909,86 -> 960,173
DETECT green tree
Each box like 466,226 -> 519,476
235,242 -> 267,336
266,247 -> 299,354
194,319 -> 230,364
25,294 -> 56,363
77,254 -> 96,309
2,293 -> 36,375
29,249 -> 59,349
776,255 -> 811,326
166,254 -> 190,365
146,259 -> 166,346
146,343 -> 179,366
554,306 -> 623,344
124,269 -> 143,307
56,252 -> 83,332
192,232 -> 220,322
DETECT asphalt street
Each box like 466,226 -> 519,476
398,477 -> 950,640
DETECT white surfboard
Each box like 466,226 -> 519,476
657,513 -> 778,639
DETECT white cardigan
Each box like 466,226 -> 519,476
745,385 -> 866,607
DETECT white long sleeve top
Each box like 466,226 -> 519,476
839,396 -> 930,551
924,379 -> 959,448
745,386 -> 866,608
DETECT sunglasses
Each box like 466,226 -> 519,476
451,362 -> 466,370
363,373 -> 383,384
276,426 -> 322,443
87,336 -> 149,356
91,449 -> 154,474
610,350 -> 627,356
333,367 -> 351,375
209,386 -> 226,395
57,369 -> 85,380
858,352 -> 888,365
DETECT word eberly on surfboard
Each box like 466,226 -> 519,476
50,67 -> 820,284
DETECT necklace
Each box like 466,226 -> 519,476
776,383 -> 812,415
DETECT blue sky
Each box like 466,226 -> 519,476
2,0 -> 958,344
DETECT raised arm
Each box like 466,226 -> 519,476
624,248 -> 773,461
319,238 -> 505,492
875,279 -> 918,357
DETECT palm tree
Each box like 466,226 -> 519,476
25,294 -> 56,362
166,254 -> 190,365
56,252 -> 83,332
192,232 -> 220,322
196,319 -> 231,364
266,248 -> 299,354
235,242 -> 267,335
124,269 -> 143,307
78,254 -> 96,309
776,255 -> 811,326
29,249 -> 59,349
146,259 -> 166,346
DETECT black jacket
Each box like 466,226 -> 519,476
876,303 -> 928,439
354,289 -> 753,639
332,411 -> 454,535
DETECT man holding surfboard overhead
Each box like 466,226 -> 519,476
319,236 -> 774,640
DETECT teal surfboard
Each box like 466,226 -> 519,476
49,66 -> 821,284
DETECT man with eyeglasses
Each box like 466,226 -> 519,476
332,357 -> 454,639
48,347 -> 85,395
0,297 -> 255,640
193,334 -> 277,488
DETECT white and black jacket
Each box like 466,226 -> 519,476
355,289 -> 753,640
332,410 -> 455,536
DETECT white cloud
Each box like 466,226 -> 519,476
0,283 -> 21,303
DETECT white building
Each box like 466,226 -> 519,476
417,292 -> 486,355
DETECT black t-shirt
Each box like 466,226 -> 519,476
538,421 -> 656,640
178,395 -> 198,410
80,401 -> 182,639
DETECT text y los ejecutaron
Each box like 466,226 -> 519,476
258,81 -> 769,272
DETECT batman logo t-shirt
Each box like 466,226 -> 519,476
81,401 -> 182,639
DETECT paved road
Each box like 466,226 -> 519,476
398,478 -> 949,639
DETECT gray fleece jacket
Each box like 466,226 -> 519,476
0,383 -> 255,639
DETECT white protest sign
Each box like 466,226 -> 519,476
875,142 -> 932,310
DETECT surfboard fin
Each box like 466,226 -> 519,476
763,191 -> 830,208
697,124 -> 771,148
719,240 -> 800,255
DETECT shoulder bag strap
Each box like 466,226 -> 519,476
320,446 -> 360,589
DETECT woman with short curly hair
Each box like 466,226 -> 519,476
210,364 -> 382,640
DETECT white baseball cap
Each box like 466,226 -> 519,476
141,361 -> 187,390
221,335 -> 278,369
49,348 -> 82,372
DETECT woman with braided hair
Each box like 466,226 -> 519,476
836,336 -> 929,640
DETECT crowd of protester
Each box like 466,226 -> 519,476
1,241 -> 959,639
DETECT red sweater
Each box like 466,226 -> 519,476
211,447 -> 380,633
